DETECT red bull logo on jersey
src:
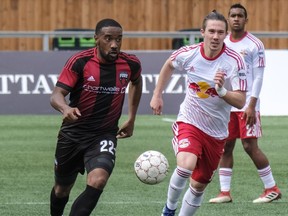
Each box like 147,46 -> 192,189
189,81 -> 218,98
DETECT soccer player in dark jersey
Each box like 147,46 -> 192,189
49,18 -> 142,216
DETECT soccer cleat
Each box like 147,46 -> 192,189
209,191 -> 232,203
253,185 -> 282,203
161,204 -> 176,216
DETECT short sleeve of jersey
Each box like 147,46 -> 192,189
171,52 -> 185,71
55,50 -> 94,91
170,46 -> 198,71
130,59 -> 142,82
56,66 -> 79,91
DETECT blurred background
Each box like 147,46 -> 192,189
0,0 -> 287,51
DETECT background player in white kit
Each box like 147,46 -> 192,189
150,10 -> 247,216
209,3 -> 281,204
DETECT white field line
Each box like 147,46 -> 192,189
162,118 -> 175,123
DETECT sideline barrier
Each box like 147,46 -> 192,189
0,50 -> 287,115
0,31 -> 288,51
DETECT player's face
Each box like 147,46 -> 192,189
95,26 -> 122,63
201,20 -> 227,56
228,8 -> 248,32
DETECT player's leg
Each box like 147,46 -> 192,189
242,137 -> 269,169
69,168 -> 109,216
50,182 -> 75,216
177,125 -> 225,215
218,139 -> 236,195
162,122 -> 198,216
220,139 -> 236,168
242,138 -> 281,203
209,140 -> 235,203
50,135 -> 79,216
69,135 -> 117,215
162,152 -> 196,216
240,111 -> 267,168
50,169 -> 78,216
209,112 -> 239,203
241,111 -> 281,203
178,179 -> 206,216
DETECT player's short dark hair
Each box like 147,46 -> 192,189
202,10 -> 228,32
229,3 -> 248,18
95,18 -> 122,35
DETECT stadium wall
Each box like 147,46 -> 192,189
0,50 -> 287,116
0,0 -> 287,50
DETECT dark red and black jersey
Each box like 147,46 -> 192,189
56,48 -> 141,140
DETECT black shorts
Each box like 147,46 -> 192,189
53,133 -> 117,185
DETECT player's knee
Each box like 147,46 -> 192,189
54,184 -> 73,197
87,169 -> 110,189
190,179 -> 206,192
242,143 -> 255,154
86,156 -> 115,189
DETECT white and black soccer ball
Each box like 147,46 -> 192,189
134,150 -> 169,185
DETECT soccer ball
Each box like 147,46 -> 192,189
134,150 -> 169,185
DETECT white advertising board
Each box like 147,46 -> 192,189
261,50 -> 288,116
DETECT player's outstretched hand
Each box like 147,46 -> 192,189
117,120 -> 134,139
150,95 -> 163,115
242,107 -> 256,128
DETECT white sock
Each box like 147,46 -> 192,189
257,165 -> 276,189
166,166 -> 192,210
178,184 -> 204,216
219,168 -> 233,192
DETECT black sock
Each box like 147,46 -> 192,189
69,185 -> 103,216
50,187 -> 69,216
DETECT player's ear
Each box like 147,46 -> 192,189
94,34 -> 98,46
200,29 -> 205,37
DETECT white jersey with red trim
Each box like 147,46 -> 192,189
171,43 -> 247,139
225,32 -> 265,112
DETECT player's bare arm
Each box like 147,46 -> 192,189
117,75 -> 143,139
222,90 -> 246,109
214,71 -> 246,109
50,86 -> 81,123
127,75 -> 143,122
150,58 -> 174,115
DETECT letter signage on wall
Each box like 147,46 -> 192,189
0,51 -> 287,115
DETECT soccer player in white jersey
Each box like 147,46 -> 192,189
209,3 -> 282,204
150,10 -> 247,216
